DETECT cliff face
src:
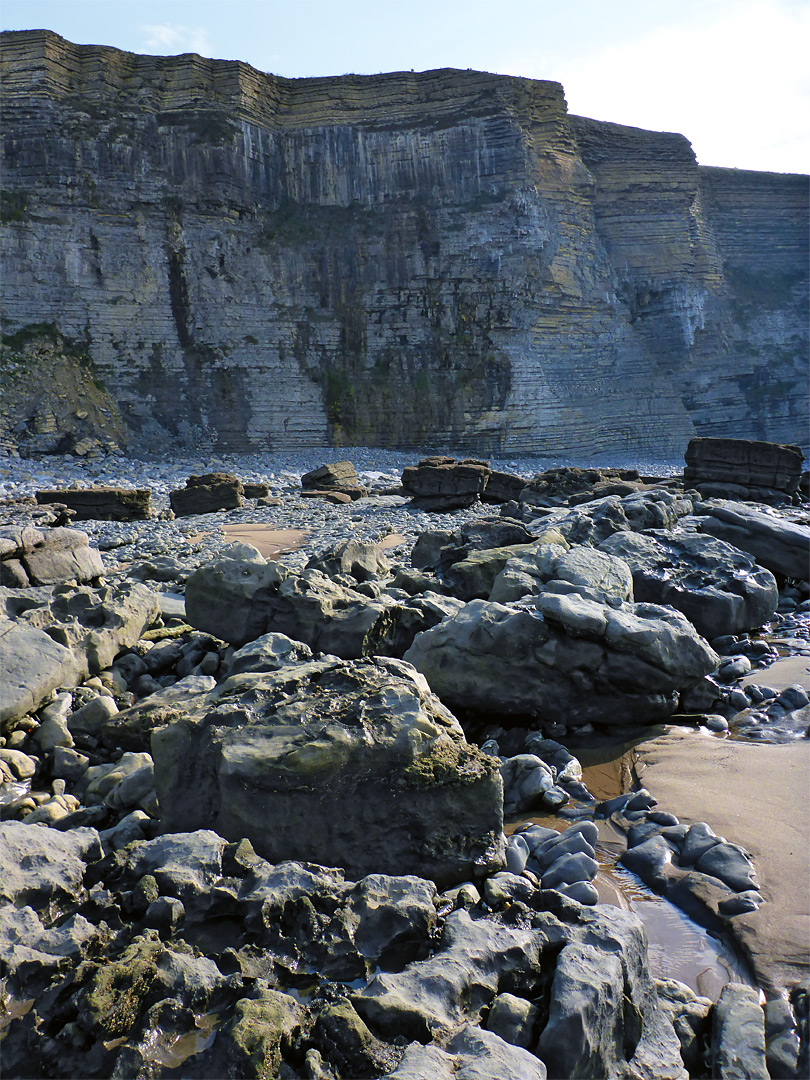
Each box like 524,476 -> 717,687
1,30 -> 807,456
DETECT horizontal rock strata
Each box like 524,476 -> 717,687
0,30 -> 807,456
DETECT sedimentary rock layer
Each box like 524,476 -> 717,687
1,30 -> 807,455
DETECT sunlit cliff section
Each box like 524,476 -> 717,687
1,30 -> 807,455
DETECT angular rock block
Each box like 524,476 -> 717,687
685,437 -> 804,503
152,657 -> 504,887
401,458 -> 491,511
0,524 -> 104,586
481,469 -> 526,504
169,473 -> 244,516
301,461 -> 366,499
35,486 -> 151,521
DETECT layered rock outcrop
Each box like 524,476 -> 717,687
0,30 -> 807,455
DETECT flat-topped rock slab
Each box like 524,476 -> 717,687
36,487 -> 151,521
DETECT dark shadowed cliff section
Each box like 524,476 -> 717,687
1,30 -> 807,456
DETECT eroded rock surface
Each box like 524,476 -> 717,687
404,596 -> 719,726
152,657 -> 504,885
599,529 -> 778,638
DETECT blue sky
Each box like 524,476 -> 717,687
2,0 -> 808,174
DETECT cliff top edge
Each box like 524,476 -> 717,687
0,27 -> 564,94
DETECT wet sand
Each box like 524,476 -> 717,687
741,650 -> 810,691
216,525 -> 404,559
635,728 -> 810,995
220,524 -> 311,558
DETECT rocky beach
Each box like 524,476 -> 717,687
2,24 -> 809,1079
1,437 -> 809,1079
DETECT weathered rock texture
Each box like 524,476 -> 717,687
152,658 -> 504,886
1,31 -> 807,455
684,437 -> 804,503
35,486 -> 151,520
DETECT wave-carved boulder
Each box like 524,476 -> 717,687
403,596 -> 719,727
152,657 -> 504,887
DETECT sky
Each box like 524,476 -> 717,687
2,0 -> 808,175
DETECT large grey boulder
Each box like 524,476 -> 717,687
411,520 -> 537,572
152,657 -> 504,886
443,544 -> 536,601
599,530 -> 778,638
359,902 -> 684,1080
491,541 -> 634,605
226,631 -> 315,676
0,525 -> 104,587
0,582 -> 158,724
535,941 -> 626,1076
186,552 -> 399,655
696,500 -> 810,580
0,617 -> 83,724
0,820 -> 102,908
18,581 -> 160,672
93,676 -> 214,751
385,1024 -> 548,1079
403,596 -> 719,727
186,550 -> 460,659
306,538 -> 391,581
520,490 -> 693,542
355,907 -> 548,1041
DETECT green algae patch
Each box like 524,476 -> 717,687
400,738 -> 494,789
83,934 -> 165,1039
226,990 -> 307,1080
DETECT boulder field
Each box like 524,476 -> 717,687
1,442 -> 809,1079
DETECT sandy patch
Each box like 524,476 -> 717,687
221,524 -> 311,558
379,533 -> 406,549
635,728 -> 810,995
741,650 -> 810,692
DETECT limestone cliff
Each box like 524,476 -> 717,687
1,30 -> 807,456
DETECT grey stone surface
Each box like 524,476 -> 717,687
697,500 -> 810,580
186,554 -> 398,656
492,541 -> 634,606
307,537 -> 391,581
599,530 -> 778,638
403,595 -> 719,726
384,1026 -> 548,1080
355,908 -> 547,1041
711,983 -> 768,1079
536,941 -> 626,1077
15,582 -> 160,675
225,631 -> 314,676
152,658 -> 504,886
0,615 -> 83,725
0,820 -> 102,908
0,524 -> 104,587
